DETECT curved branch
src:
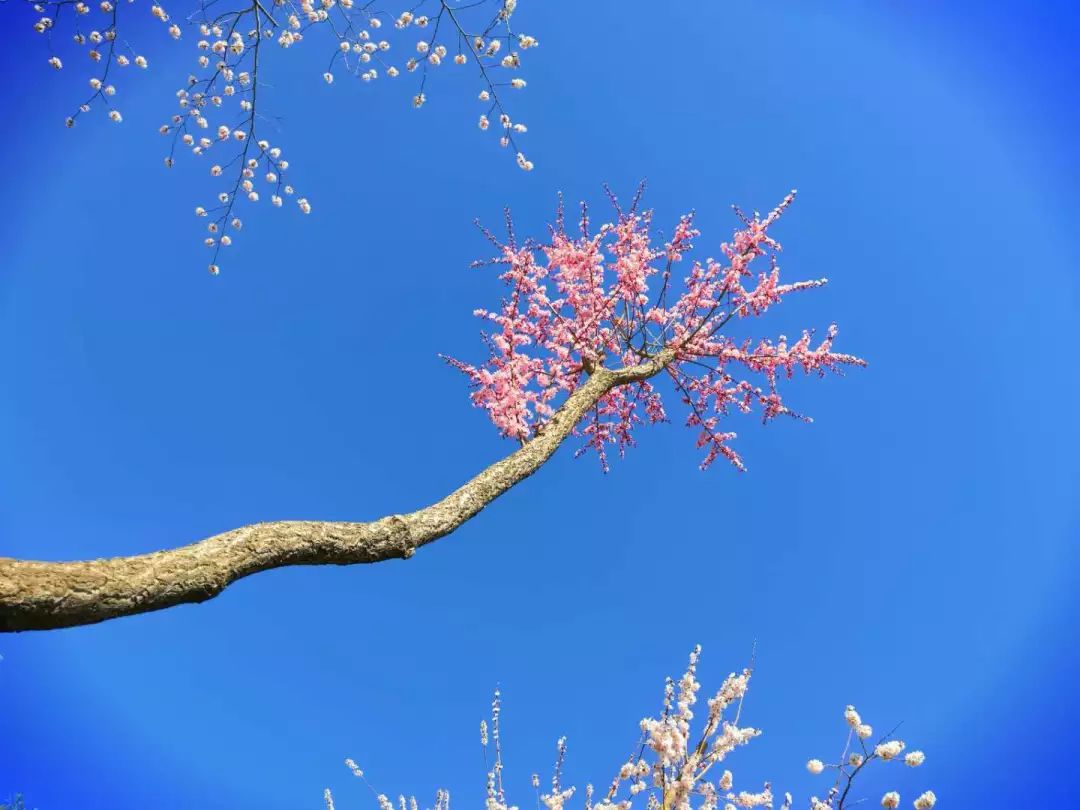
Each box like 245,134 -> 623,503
0,354 -> 671,633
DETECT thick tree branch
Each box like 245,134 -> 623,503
0,354 -> 671,633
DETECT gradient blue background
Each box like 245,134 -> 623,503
1,1 -> 1077,807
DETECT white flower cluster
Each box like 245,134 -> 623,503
311,0 -> 538,169
30,0 -> 151,129
805,704 -> 935,810
31,0 -> 538,275
323,651 -> 936,810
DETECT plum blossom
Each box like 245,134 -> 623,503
446,188 -> 865,471
875,741 -> 906,761
31,0 -> 539,274
913,791 -> 937,809
326,650 -> 933,810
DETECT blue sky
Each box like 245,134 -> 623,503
1,1 -> 1078,808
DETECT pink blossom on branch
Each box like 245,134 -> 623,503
444,187 -> 866,472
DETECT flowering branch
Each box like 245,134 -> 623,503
26,0 -> 538,274
0,188 -> 862,632
445,187 -> 864,472
327,649 -> 937,810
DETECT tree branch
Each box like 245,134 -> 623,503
0,353 -> 672,633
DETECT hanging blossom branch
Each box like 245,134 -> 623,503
0,189 -> 862,632
444,186 -> 865,472
327,649 -> 937,810
26,0 -> 537,275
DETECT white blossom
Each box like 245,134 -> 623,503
904,751 -> 925,767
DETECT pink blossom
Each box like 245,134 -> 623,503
445,187 -> 865,470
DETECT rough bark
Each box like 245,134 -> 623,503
0,356 -> 670,632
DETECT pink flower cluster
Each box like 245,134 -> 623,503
445,188 -> 865,471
